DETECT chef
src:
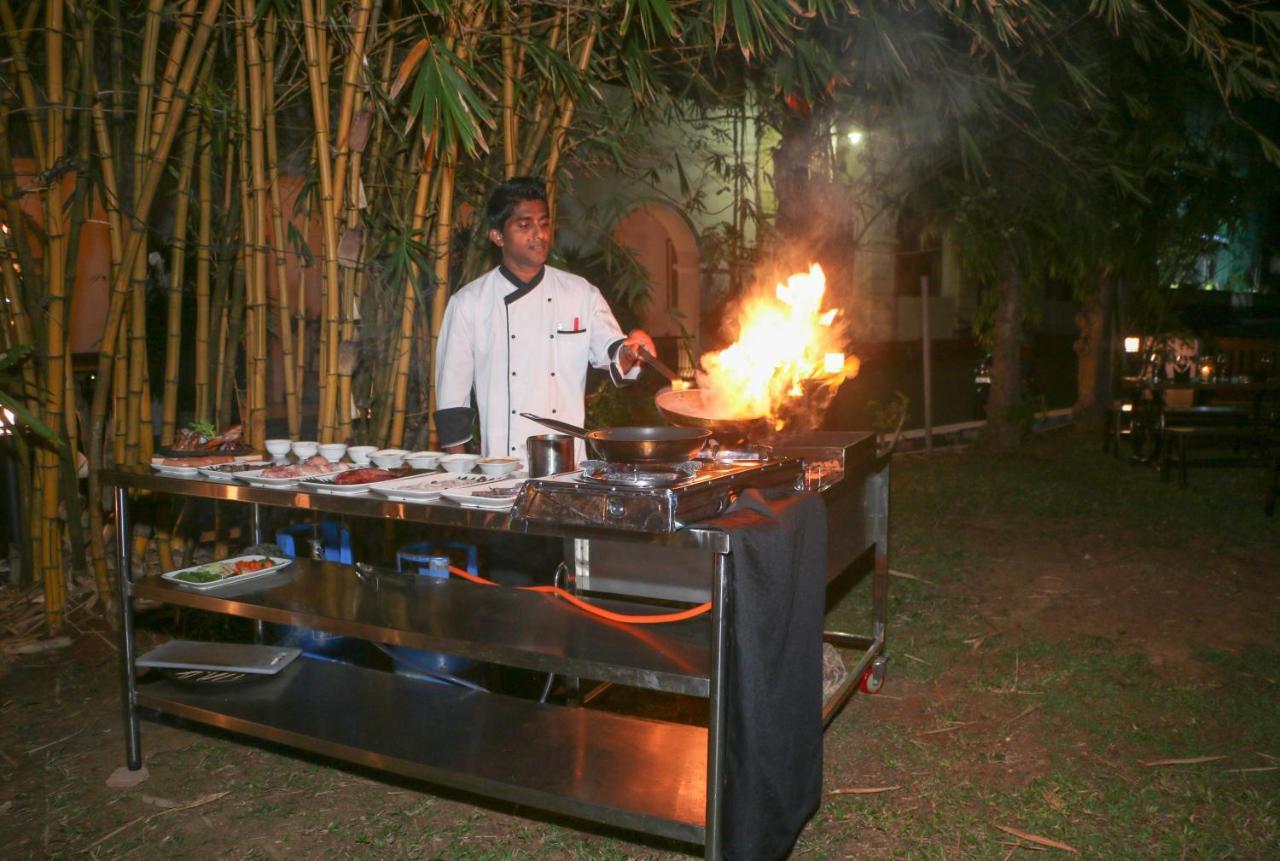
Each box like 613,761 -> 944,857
433,176 -> 656,460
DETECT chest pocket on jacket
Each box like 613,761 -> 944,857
553,328 -> 589,370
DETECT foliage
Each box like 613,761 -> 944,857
0,346 -> 59,446
865,390 -> 910,436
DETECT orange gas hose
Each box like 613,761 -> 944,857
448,565 -> 711,624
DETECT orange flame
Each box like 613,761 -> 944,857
697,263 -> 859,429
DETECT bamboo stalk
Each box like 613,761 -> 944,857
0,0 -> 48,174
123,242 -> 148,463
426,141 -> 459,444
39,0 -> 70,630
0,104 -> 37,351
161,108 -> 201,442
501,24 -> 517,177
301,0 -> 343,440
262,11 -> 300,439
86,64 -> 129,590
239,0 -> 270,446
543,18 -> 599,224
217,248 -> 246,431
332,0 -> 373,443
194,116 -> 214,423
57,19 -> 94,584
147,0 -> 201,154
388,163 -> 432,444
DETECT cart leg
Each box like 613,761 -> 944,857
704,552 -> 730,860
869,466 -> 890,655
252,504 -> 265,644
114,486 -> 142,771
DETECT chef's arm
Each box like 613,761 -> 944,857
433,297 -> 476,449
616,329 -> 657,375
589,289 -> 647,386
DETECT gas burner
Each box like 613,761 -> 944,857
579,460 -> 702,488
702,443 -> 773,463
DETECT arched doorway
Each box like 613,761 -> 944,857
611,203 -> 701,376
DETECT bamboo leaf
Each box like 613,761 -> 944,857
0,387 -> 61,446
0,343 -> 34,372
390,37 -> 431,101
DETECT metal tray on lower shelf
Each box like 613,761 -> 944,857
131,558 -> 713,696
137,656 -> 707,843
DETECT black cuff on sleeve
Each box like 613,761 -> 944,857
606,338 -> 634,388
433,407 -> 475,448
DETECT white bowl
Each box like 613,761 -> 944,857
291,440 -> 318,460
477,457 -> 520,477
318,443 -> 348,463
371,448 -> 409,469
405,450 -> 444,470
347,445 -> 377,466
265,439 -> 292,458
439,453 -> 480,474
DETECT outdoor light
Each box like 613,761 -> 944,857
1124,336 -> 1140,353
846,130 -> 864,146
0,407 -> 13,437
1121,403 -> 1133,413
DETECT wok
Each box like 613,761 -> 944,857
520,413 -> 710,463
654,387 -> 769,441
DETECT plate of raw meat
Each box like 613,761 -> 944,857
234,455 -> 350,488
300,466 -> 412,494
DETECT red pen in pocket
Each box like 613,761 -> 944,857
573,316 -> 579,330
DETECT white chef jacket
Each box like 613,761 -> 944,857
433,265 -> 640,460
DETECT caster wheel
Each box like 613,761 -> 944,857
859,657 -> 887,694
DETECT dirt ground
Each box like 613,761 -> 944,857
2,432 -> 1277,859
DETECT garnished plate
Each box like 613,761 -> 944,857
161,555 -> 293,590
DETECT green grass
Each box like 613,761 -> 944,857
815,430 -> 1280,859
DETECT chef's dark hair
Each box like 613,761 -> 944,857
486,176 -> 547,232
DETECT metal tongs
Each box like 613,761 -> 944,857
354,562 -> 418,591
633,345 -> 682,385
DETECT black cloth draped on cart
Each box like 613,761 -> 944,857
706,488 -> 827,861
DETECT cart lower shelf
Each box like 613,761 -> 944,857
137,656 -> 708,844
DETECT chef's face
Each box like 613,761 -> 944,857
490,198 -> 550,277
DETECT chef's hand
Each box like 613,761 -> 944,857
618,329 -> 657,374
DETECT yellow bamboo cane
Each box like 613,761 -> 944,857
262,11 -> 300,439
194,116 -> 213,423
39,0 -> 69,630
147,0 -> 200,154
240,0 -> 270,446
301,0 -> 342,440
161,109 -> 201,443
0,0 -> 48,174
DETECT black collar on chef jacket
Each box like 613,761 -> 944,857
500,264 -> 545,304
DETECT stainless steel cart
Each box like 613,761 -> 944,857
102,432 -> 887,859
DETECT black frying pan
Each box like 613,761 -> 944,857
520,413 -> 711,463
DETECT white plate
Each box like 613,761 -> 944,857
161,555 -> 293,590
151,463 -> 201,477
198,461 -> 273,482
440,477 -> 527,509
300,469 -> 410,494
369,472 -> 495,501
236,465 -> 350,488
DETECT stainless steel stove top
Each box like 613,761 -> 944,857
515,457 -> 804,532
